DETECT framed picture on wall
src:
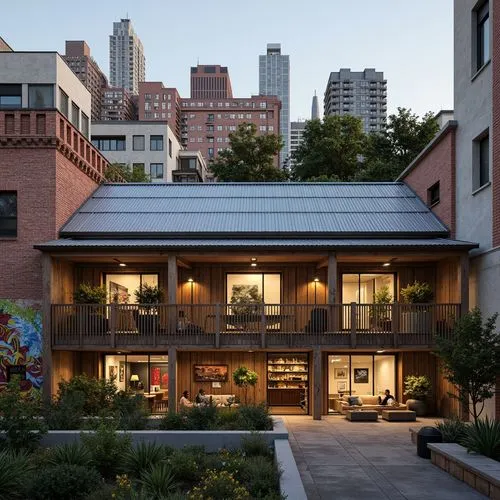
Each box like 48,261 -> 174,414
119,362 -> 125,383
108,365 -> 117,380
354,368 -> 369,384
334,368 -> 347,379
337,381 -> 347,392
193,365 -> 228,382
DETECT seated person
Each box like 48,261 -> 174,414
378,389 -> 395,406
195,388 -> 208,406
179,390 -> 194,408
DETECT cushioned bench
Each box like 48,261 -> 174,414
346,410 -> 378,421
382,410 -> 416,421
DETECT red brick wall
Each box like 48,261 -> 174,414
402,127 -> 456,236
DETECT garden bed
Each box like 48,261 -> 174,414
429,443 -> 500,498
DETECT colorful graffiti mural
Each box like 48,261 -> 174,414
0,300 -> 43,392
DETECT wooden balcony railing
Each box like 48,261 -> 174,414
51,303 -> 460,350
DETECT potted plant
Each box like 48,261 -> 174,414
404,374 -> 431,416
73,283 -> 108,333
400,281 -> 433,334
370,285 -> 392,331
133,284 -> 164,334
232,366 -> 258,404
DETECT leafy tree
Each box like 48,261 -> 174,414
209,123 -> 285,181
356,107 -> 439,181
233,366 -> 258,404
291,116 -> 365,181
435,308 -> 500,423
105,163 -> 151,182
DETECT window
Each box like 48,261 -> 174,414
133,135 -> 145,151
0,192 -> 17,237
81,113 -> 89,138
28,85 -> 54,108
168,138 -> 173,158
59,88 -> 69,117
0,84 -> 22,109
476,1 -> 490,71
71,102 -> 80,129
150,163 -> 164,179
91,136 -> 126,151
150,135 -> 164,151
208,147 -> 214,157
181,158 -> 197,170
473,132 -> 490,190
427,182 -> 440,206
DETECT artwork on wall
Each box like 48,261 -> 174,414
109,365 -> 118,380
151,367 -> 161,386
337,381 -> 347,392
334,368 -> 347,379
0,299 -> 43,394
119,361 -> 125,383
194,364 -> 228,382
354,368 -> 369,384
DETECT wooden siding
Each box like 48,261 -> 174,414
176,351 -> 268,405
51,350 -> 100,395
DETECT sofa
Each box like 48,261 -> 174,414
336,394 -> 407,414
203,394 -> 238,407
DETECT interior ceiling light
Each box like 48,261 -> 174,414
251,257 -> 257,261
187,277 -> 194,282
113,258 -> 126,267
313,277 -> 320,282
251,262 -> 257,267
383,258 -> 396,267
377,350 -> 385,353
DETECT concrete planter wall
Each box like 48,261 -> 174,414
40,417 -> 288,452
428,443 -> 500,498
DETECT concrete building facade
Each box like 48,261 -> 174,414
190,65 -> 233,100
324,68 -> 387,134
91,121 -> 181,182
0,52 -> 92,137
290,121 -> 306,168
109,19 -> 145,95
259,43 -> 290,168
63,41 -> 108,122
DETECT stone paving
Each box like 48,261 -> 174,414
283,415 -> 485,500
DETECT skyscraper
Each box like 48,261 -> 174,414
311,91 -> 319,120
259,43 -> 290,168
324,68 -> 387,133
109,19 -> 145,95
190,65 -> 233,99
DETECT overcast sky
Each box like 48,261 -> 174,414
2,0 -> 453,120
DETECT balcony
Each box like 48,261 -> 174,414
51,303 -> 460,351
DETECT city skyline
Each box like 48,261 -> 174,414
1,0 -> 453,121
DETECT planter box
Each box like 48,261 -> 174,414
428,443 -> 500,498
39,417 -> 288,452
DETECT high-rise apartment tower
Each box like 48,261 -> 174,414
259,43 -> 290,168
190,65 -> 233,99
324,68 -> 387,133
109,19 -> 145,95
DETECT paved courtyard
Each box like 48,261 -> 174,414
283,415 -> 485,500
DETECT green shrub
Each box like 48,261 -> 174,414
168,449 -> 202,485
56,374 -> 117,416
0,450 -> 34,500
80,423 -> 132,479
185,405 -> 218,430
237,456 -> 280,498
159,411 -> 187,430
0,377 -> 47,451
241,432 -> 272,457
45,441 -> 93,467
215,408 -> 241,429
123,442 -> 173,477
403,375 -> 431,400
188,470 -> 250,500
462,417 -> 500,461
139,463 -> 178,499
112,391 -> 149,430
28,464 -> 102,500
400,281 -> 433,304
73,283 -> 107,304
436,417 -> 469,444
237,404 -> 273,431
44,391 -> 85,429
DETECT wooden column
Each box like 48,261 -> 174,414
41,254 -> 53,404
168,347 -> 177,413
313,348 -> 322,420
167,255 -> 178,304
458,253 -> 470,316
327,253 -> 337,304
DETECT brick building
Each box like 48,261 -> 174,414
101,86 -> 137,121
63,41 -> 108,121
190,65 -> 233,99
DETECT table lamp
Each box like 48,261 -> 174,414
130,374 -> 139,389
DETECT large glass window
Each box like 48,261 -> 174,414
105,273 -> 159,304
342,273 -> 394,304
92,136 -> 126,151
0,192 -> 17,237
0,84 -> 22,109
327,354 -> 396,412
28,85 -> 54,108
150,135 -> 164,151
71,102 -> 80,129
226,273 -> 281,305
59,88 -> 69,117
150,163 -> 164,179
133,135 -> 145,151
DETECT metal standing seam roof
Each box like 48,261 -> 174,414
59,182 -> 451,238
